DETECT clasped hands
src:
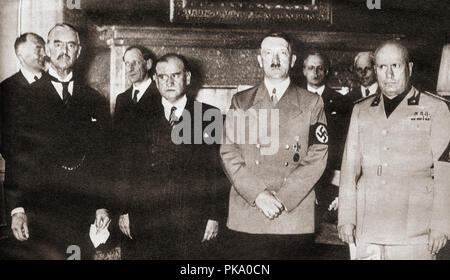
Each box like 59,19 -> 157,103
255,190 -> 284,220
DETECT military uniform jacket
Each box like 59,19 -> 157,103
338,86 -> 450,245
220,81 -> 328,234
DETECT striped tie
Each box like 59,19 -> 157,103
169,106 -> 178,127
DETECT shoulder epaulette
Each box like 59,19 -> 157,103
354,93 -> 378,105
423,91 -> 450,104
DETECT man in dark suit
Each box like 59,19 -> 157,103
111,45 -> 157,258
118,53 -> 224,259
348,51 -> 378,103
4,23 -> 111,259
0,32 -> 45,247
302,51 -> 352,257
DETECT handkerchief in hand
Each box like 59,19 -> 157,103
89,224 -> 110,248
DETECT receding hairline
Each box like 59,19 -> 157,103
354,51 -> 375,68
155,54 -> 188,72
303,52 -> 328,68
47,24 -> 80,44
374,41 -> 410,64
14,33 -> 45,54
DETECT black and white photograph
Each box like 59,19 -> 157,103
0,0 -> 449,265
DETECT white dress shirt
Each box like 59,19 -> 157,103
264,77 -> 291,102
131,78 -> 152,103
162,94 -> 188,121
307,84 -> 326,96
48,66 -> 74,100
361,82 -> 378,98
20,68 -> 42,85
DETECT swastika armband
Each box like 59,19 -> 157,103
309,122 -> 329,145
439,142 -> 450,162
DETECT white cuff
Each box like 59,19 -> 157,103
11,207 -> 25,216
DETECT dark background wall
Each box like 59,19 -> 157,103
62,0 -> 450,96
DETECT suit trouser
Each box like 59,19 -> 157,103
223,229 -> 315,260
355,242 -> 435,260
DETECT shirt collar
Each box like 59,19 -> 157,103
132,77 -> 152,94
48,65 -> 73,83
20,68 -> 42,84
361,82 -> 378,97
264,77 -> 291,101
307,84 -> 325,96
161,94 -> 188,120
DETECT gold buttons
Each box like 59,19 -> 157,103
382,129 -> 388,136
285,144 -> 290,150
256,144 -> 261,149
284,162 -> 289,167
255,160 -> 260,166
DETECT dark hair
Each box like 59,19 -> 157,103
155,53 -> 190,72
123,45 -> 155,62
302,50 -> 330,71
14,33 -> 45,54
374,40 -> 410,64
260,31 -> 295,52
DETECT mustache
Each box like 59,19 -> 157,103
57,54 -> 71,60
270,63 -> 281,68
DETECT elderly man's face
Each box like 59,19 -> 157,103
258,37 -> 296,81
124,49 -> 149,85
46,27 -> 81,72
17,35 -> 46,72
303,54 -> 327,88
355,55 -> 376,87
154,57 -> 191,103
375,44 -> 413,98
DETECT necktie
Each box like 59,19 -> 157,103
169,106 -> 178,127
365,88 -> 371,97
33,76 -> 39,82
132,89 -> 139,104
49,76 -> 72,105
61,81 -> 71,105
271,88 -> 277,105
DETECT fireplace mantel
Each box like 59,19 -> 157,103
97,25 -> 405,50
96,25 -> 423,113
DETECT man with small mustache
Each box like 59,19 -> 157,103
221,32 -> 328,259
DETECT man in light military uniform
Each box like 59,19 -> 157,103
220,32 -> 328,259
338,41 -> 450,260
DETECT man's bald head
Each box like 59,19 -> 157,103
374,40 -> 413,98
374,41 -> 410,65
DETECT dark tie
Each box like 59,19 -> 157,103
169,106 -> 178,127
49,76 -> 72,105
271,88 -> 277,105
61,81 -> 71,105
33,76 -> 39,82
132,89 -> 139,104
365,88 -> 371,97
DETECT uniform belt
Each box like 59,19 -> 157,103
362,166 -> 432,177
